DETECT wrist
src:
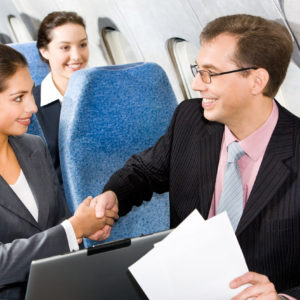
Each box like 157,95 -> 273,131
107,190 -> 118,201
69,216 -> 83,240
103,190 -> 119,213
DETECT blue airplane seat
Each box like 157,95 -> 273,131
9,41 -> 49,85
9,42 -> 49,139
59,62 -> 178,246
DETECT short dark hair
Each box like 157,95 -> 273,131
200,14 -> 293,98
37,11 -> 86,64
0,44 -> 28,92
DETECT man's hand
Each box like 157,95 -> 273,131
91,191 -> 119,218
230,271 -> 280,300
87,225 -> 112,241
69,196 -> 118,242
87,191 -> 119,241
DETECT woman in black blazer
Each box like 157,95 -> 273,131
0,44 -> 116,299
33,11 -> 89,187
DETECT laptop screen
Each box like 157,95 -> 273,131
25,229 -> 171,300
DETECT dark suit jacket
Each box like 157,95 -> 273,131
0,134 -> 70,299
104,99 -> 300,297
33,85 -> 63,187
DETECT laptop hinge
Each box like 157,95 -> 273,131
87,239 -> 131,256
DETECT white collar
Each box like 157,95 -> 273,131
40,73 -> 63,107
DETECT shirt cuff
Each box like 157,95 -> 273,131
61,220 -> 80,252
279,294 -> 297,300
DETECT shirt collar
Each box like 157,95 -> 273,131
40,73 -> 63,107
224,100 -> 279,161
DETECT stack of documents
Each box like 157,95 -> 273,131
129,210 -> 249,299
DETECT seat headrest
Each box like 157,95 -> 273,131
9,41 -> 49,85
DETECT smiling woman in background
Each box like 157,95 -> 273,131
0,44 -> 116,299
33,11 -> 89,187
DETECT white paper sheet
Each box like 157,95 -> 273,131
154,209 -> 204,248
129,210 -> 249,300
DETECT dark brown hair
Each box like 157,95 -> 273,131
37,11 -> 86,64
0,44 -> 28,92
200,14 -> 293,98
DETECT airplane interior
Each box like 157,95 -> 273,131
1,0 -> 300,243
1,1 -> 300,299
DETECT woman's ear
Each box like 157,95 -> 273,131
250,68 -> 269,96
39,48 -> 49,61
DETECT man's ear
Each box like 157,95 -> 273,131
39,48 -> 49,60
250,68 -> 269,96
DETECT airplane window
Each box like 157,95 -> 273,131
0,33 -> 13,44
101,27 -> 138,65
8,15 -> 33,43
278,0 -> 300,51
275,85 -> 287,108
168,38 -> 200,99
276,59 -> 300,116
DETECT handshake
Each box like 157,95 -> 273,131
69,191 -> 119,243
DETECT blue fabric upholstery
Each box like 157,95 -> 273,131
27,114 -> 46,140
9,42 -> 49,85
9,42 -> 48,139
60,62 -> 178,246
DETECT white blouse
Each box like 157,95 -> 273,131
40,72 -> 63,106
10,170 -> 79,251
10,170 -> 38,222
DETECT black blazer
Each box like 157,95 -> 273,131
104,99 -> 300,297
0,134 -> 70,299
33,85 -> 63,186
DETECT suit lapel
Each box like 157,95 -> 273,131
9,136 -> 50,230
36,101 -> 61,145
198,118 -> 224,218
236,106 -> 295,235
0,175 -> 38,228
34,84 -> 61,148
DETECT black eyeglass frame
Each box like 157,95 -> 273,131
190,64 -> 258,83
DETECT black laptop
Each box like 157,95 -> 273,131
25,229 -> 171,300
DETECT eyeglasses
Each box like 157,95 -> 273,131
190,64 -> 258,84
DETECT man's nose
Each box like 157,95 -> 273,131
191,73 -> 208,93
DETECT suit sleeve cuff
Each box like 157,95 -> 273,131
61,220 -> 79,252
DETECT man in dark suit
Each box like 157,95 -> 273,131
92,14 -> 299,299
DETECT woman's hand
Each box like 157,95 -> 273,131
69,196 -> 119,242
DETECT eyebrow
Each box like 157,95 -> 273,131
9,83 -> 35,96
201,63 -> 222,72
194,60 -> 219,71
58,37 -> 88,44
10,90 -> 27,96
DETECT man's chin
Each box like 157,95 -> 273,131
203,110 -> 217,122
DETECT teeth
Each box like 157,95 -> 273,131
203,98 -> 216,103
68,64 -> 81,68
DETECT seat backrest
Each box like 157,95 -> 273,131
9,41 -> 49,138
59,62 -> 178,245
9,41 -> 49,85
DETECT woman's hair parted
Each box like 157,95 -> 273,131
0,44 -> 28,93
37,11 -> 86,63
